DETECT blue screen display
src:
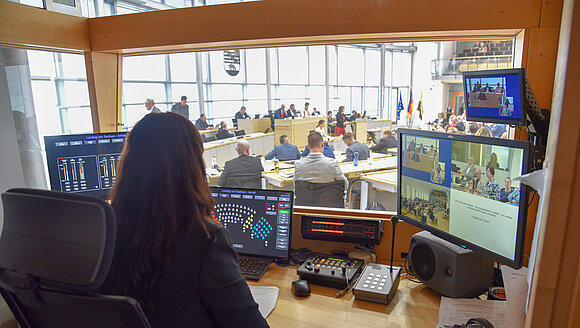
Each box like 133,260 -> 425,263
465,73 -> 523,123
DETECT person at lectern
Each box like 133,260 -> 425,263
235,106 -> 250,121
102,113 -> 268,328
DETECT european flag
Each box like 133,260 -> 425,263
397,93 -> 404,121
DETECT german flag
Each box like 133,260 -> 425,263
407,90 -> 413,120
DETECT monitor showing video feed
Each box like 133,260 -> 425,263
397,129 -> 530,268
463,68 -> 526,125
44,132 -> 127,198
211,187 -> 293,261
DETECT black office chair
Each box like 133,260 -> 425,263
219,175 -> 262,189
0,188 -> 151,328
235,130 -> 246,136
294,180 -> 345,208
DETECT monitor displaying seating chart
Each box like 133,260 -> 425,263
211,187 -> 293,261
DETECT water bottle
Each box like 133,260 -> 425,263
211,156 -> 218,170
353,151 -> 359,167
274,159 -> 280,174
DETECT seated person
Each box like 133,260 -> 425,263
235,106 -> 250,121
431,164 -> 444,184
217,121 -> 234,139
370,130 -> 397,154
474,168 -> 485,194
460,155 -> 477,179
195,114 -> 210,130
464,179 -> 476,194
217,139 -> 264,188
286,104 -> 300,118
103,113 -> 267,328
500,177 -> 518,203
295,132 -> 347,186
487,152 -> 500,168
327,111 -> 335,134
265,135 -> 301,161
342,132 -> 370,162
301,144 -> 335,158
314,119 -> 332,141
482,166 -> 500,201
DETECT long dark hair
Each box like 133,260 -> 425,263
107,112 -> 214,308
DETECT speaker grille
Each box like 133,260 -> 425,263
410,242 -> 436,281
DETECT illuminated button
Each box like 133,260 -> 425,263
373,278 -> 379,281
369,273 -> 374,276
379,283 -> 385,287
376,274 -> 382,277
381,279 -> 387,283
363,284 -> 369,288
370,285 -> 376,289
316,264 -> 321,267
320,259 -> 326,262
372,282 -> 377,285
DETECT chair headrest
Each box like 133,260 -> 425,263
0,188 -> 116,292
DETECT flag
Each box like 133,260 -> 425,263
407,90 -> 413,120
418,91 -> 423,120
397,93 -> 404,120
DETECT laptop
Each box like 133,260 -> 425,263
210,187 -> 293,281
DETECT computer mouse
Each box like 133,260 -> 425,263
292,279 -> 311,297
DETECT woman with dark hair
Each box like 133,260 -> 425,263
103,113 -> 268,328
335,106 -> 347,136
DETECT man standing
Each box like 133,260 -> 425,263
171,96 -> 189,119
217,139 -> 264,189
264,135 -> 301,161
342,132 -> 370,162
370,130 -> 397,154
145,98 -> 160,113
295,132 -> 347,186
195,114 -> 210,130
235,106 -> 250,121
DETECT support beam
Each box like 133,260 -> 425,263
84,51 -> 122,132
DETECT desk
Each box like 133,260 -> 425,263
387,147 -> 398,155
247,264 -> 441,327
274,117 -> 320,150
202,133 -> 275,168
238,118 -> 272,134
360,170 -> 398,211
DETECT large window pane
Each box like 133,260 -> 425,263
67,107 -> 93,134
211,84 -> 243,101
210,101 -> 241,121
61,53 -> 87,79
393,52 -> 411,86
278,85 -> 306,102
247,85 -> 267,100
31,81 -> 61,136
28,51 -> 55,77
309,46 -> 325,85
123,55 -> 166,81
364,87 -> 379,116
338,47 -> 364,85
307,86 -> 325,109
171,84 -> 198,103
246,49 -> 266,83
352,87 -> 362,111
63,81 -> 90,107
209,51 -> 243,83
123,83 -> 165,104
124,104 -> 150,129
278,47 -> 307,84
169,53 -> 196,82
365,49 -> 380,86
328,46 -> 337,85
244,100 -> 268,115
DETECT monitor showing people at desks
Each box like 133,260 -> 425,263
44,132 -> 128,199
397,128 -> 531,269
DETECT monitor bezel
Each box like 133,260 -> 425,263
44,132 -> 128,199
210,186 -> 293,263
463,68 -> 527,126
396,128 -> 531,269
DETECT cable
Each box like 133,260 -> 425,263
403,255 -> 422,283
528,190 -> 537,207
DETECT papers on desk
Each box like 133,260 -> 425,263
436,297 -> 506,328
501,265 -> 528,328
205,168 -> 220,175
280,171 -> 294,178
249,286 -> 279,319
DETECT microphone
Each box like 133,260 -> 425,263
390,215 -> 399,275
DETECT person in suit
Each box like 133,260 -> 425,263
195,114 -> 210,130
171,95 -> 189,119
295,132 -> 347,185
218,139 -> 264,189
272,104 -> 286,130
342,132 -> 370,162
235,106 -> 250,121
264,135 -> 301,161
286,104 -> 299,118
301,144 -> 335,158
103,113 -> 268,328
217,121 -> 234,139
370,130 -> 397,154
335,106 -> 347,136
145,98 -> 161,113
460,155 -> 477,179
474,167 -> 485,194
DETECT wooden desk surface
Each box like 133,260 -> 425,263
247,264 -> 441,327
361,169 -> 398,190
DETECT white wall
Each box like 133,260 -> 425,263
411,42 -> 445,126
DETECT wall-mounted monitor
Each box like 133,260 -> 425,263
463,68 -> 526,125
397,128 -> 531,269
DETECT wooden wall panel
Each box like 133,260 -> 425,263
87,0 -> 541,53
84,51 -> 122,133
0,1 -> 89,51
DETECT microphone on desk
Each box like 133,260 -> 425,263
390,215 -> 399,275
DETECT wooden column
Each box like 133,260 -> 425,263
84,51 -> 123,133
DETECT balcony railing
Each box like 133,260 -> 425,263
430,55 -> 513,80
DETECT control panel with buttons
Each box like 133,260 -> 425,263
352,263 -> 401,304
297,253 -> 364,289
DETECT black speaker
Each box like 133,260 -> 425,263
408,231 -> 493,298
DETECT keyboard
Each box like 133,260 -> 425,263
238,256 -> 271,281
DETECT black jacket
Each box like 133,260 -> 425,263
217,128 -> 234,139
235,111 -> 250,120
104,222 -> 268,328
336,112 -> 346,128
370,136 -> 398,154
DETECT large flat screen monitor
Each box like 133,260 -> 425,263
463,68 -> 526,125
211,187 -> 293,262
397,129 -> 530,268
44,132 -> 127,198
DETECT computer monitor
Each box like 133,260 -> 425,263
44,132 -> 127,198
210,187 -> 293,262
397,128 -> 530,269
463,68 -> 526,125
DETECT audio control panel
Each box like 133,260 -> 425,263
297,254 -> 364,289
301,216 -> 383,245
